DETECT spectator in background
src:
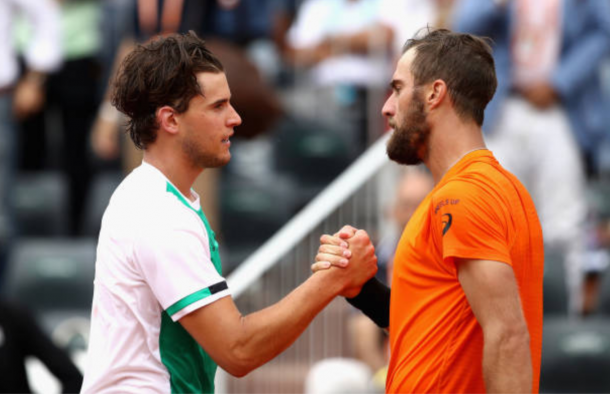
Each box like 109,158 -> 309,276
200,0 -> 284,48
0,299 -> 83,393
0,0 -> 61,282
375,0 -> 449,60
15,0 -> 104,236
453,0 -> 610,315
98,0 -> 135,120
283,0 -> 392,152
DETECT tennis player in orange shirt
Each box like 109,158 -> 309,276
314,28 -> 544,393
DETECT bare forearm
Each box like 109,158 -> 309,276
286,25 -> 392,67
184,230 -> 377,376
331,25 -> 393,55
483,330 -> 532,393
228,271 -> 343,375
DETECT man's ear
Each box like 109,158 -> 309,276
157,106 -> 179,135
426,79 -> 448,110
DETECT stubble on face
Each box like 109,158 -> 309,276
181,135 -> 230,169
386,89 -> 431,166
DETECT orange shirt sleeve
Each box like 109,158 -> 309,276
431,180 -> 512,269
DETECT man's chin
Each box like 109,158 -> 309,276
212,155 -> 231,169
198,154 -> 231,170
388,153 -> 422,166
386,141 -> 422,166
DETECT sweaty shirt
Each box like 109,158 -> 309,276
386,150 -> 544,393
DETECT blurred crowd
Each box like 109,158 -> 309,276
0,0 -> 609,392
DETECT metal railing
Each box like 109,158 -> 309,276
218,132 -> 394,393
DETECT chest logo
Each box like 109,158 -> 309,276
435,198 -> 460,215
442,213 -> 452,236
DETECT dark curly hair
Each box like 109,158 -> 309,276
111,31 -> 224,149
403,28 -> 497,126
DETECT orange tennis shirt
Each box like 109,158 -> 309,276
386,150 -> 544,393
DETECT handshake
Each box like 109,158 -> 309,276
312,225 -> 379,299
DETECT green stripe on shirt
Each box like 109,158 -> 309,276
166,287 -> 212,317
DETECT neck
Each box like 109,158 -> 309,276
424,115 -> 486,184
143,148 -> 201,200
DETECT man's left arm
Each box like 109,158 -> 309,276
456,258 -> 532,394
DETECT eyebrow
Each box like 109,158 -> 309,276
390,80 -> 402,91
209,98 -> 229,107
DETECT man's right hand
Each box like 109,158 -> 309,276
314,227 -> 378,298
313,225 -> 358,272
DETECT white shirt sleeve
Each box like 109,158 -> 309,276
286,0 -> 333,48
133,215 -> 231,322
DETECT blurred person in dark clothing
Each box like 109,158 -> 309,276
0,0 -> 61,283
16,0 -> 104,236
0,300 -> 83,393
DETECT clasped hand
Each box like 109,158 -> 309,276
313,225 -> 378,298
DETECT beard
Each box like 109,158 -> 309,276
386,91 -> 431,166
181,137 -> 230,169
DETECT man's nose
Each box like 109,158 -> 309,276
382,96 -> 395,118
228,105 -> 242,127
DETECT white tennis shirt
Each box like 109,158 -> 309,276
81,162 -> 230,393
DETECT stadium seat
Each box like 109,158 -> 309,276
12,171 -> 69,237
543,248 -> 569,316
586,179 -> 610,219
2,238 -> 96,333
219,175 -> 295,272
80,171 -> 123,237
273,117 -> 354,187
540,316 -> 610,393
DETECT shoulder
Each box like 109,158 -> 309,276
103,168 -> 201,237
432,177 -> 493,210
432,166 -> 512,227
437,161 -> 515,204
